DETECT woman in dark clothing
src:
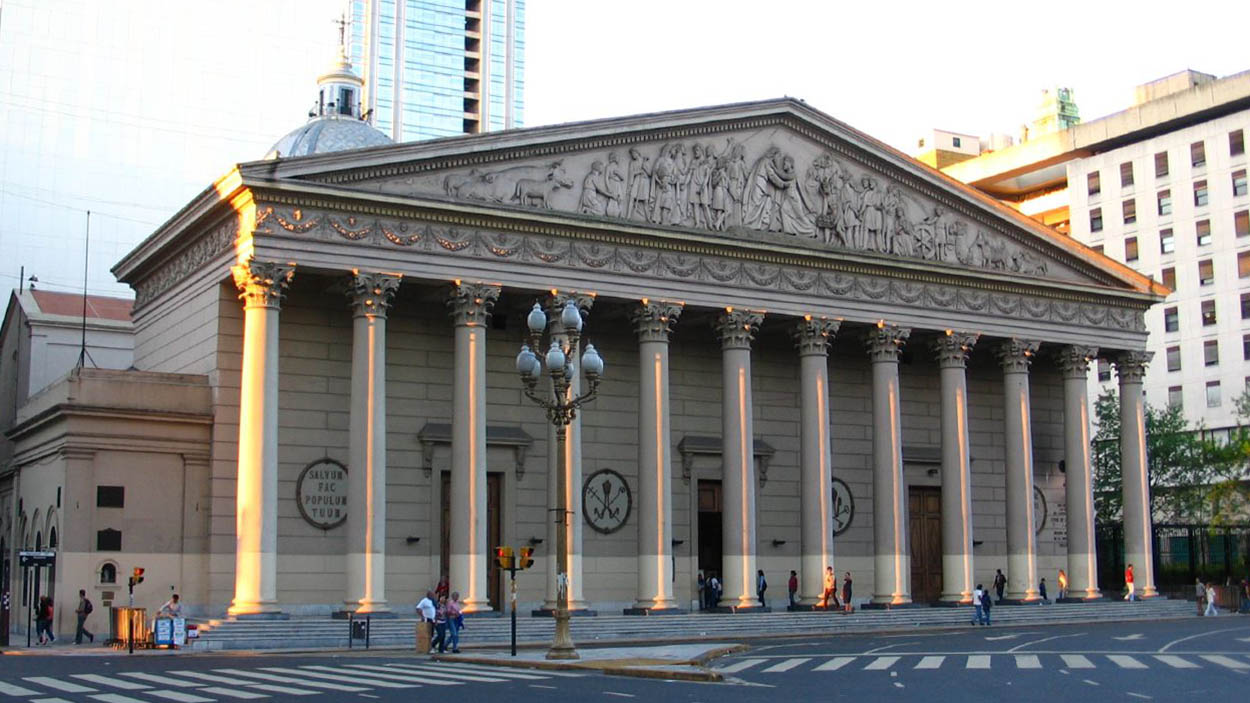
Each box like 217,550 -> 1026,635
842,572 -> 853,613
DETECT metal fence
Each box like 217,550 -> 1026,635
1097,523 -> 1250,597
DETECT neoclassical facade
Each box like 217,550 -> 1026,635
8,100 -> 1167,623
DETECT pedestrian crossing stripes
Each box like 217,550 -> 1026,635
0,662 -> 581,702
714,653 -> 1250,675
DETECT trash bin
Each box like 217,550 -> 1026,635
351,620 -> 367,640
415,620 -> 432,653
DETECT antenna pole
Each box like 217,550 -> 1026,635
78,210 -> 89,369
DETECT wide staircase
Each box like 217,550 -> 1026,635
188,597 -> 1196,651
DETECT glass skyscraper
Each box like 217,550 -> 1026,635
347,0 -> 525,142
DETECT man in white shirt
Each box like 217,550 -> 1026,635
416,591 -> 436,622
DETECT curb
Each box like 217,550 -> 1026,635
432,642 -> 749,681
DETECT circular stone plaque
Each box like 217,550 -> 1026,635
832,478 -> 855,536
1033,485 -> 1048,536
296,458 -> 348,530
583,469 -> 631,534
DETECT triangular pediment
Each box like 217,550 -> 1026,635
247,99 -> 1162,295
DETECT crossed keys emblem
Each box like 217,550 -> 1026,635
583,469 -> 631,534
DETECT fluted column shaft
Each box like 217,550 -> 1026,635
344,273 -> 400,614
934,332 -> 978,603
715,309 -> 764,609
998,339 -> 1041,602
1116,351 -> 1157,597
543,293 -> 593,612
228,260 -> 293,617
632,300 -> 683,610
867,324 -> 911,605
448,282 -> 501,613
1057,346 -> 1101,599
794,317 -> 839,606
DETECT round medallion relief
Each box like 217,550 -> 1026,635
1033,485 -> 1048,536
832,478 -> 855,536
583,469 -> 631,534
296,458 -> 348,530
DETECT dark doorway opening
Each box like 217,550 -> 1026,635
441,472 -> 504,611
697,480 -> 723,589
909,486 -> 942,603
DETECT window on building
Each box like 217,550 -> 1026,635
96,486 -> 124,508
1090,207 -> 1103,232
1164,306 -> 1180,330
1243,294 -> 1250,319
1234,169 -> 1248,197
1192,140 -> 1207,167
1197,219 -> 1212,246
99,563 -> 117,584
1160,228 -> 1175,253
1244,334 -> 1250,360
1232,129 -> 1246,157
1237,210 -> 1250,237
1091,244 -> 1104,255
1166,345 -> 1182,371
1087,171 -> 1101,196
952,136 -> 962,148
96,528 -> 122,552
1124,236 -> 1139,261
1240,251 -> 1250,278
1207,380 -> 1222,407
1162,266 -> 1177,289
1205,339 -> 1220,366
1202,299 -> 1217,325
1194,179 -> 1209,206
1120,161 -> 1134,187
1122,198 -> 1137,225
1097,358 -> 1111,382
1168,385 -> 1183,409
1199,259 -> 1214,285
1155,151 -> 1170,178
1157,189 -> 1172,216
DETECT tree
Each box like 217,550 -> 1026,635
1091,389 -> 1245,525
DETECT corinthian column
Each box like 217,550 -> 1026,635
629,299 -> 683,612
793,316 -> 839,607
228,260 -> 294,618
447,282 -> 501,613
866,323 -> 911,605
997,339 -> 1041,602
1058,345 -> 1101,599
1115,351 -> 1157,598
933,331 -> 978,603
343,272 -> 400,615
714,308 -> 764,610
541,292 -> 593,614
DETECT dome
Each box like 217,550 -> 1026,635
265,117 -> 393,159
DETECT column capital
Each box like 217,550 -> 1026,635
446,282 -> 501,327
996,338 -> 1041,373
864,322 -> 910,362
792,316 -> 840,356
1114,350 -> 1153,384
232,260 -> 294,309
1056,345 -> 1099,379
346,272 -> 401,318
631,299 -> 683,343
714,308 -> 763,350
545,291 -> 596,334
931,330 -> 979,369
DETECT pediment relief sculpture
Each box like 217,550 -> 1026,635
361,128 -> 1060,280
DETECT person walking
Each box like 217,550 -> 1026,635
1038,578 -> 1049,604
756,570 -> 768,609
74,589 -> 94,644
788,570 -> 799,609
446,591 -> 463,653
432,595 -> 449,653
1204,582 -> 1219,617
820,566 -> 836,610
993,569 -> 1007,603
697,572 -> 707,610
972,584 -> 985,625
1196,578 -> 1207,616
980,586 -> 993,626
1057,569 -> 1068,600
842,572 -> 853,613
709,573 -> 722,608
36,596 -> 55,645
1124,563 -> 1137,601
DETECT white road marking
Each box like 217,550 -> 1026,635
1015,655 -> 1041,669
143,692 -> 216,703
71,675 -> 150,690
715,658 -> 766,673
915,656 -> 945,669
338,666 -> 463,685
966,655 -> 991,669
0,681 -> 41,696
1201,655 -> 1250,670
171,670 -> 317,695
197,688 -> 269,700
421,663 -> 550,680
33,698 -> 74,703
1060,654 -> 1095,669
864,656 -> 899,670
117,673 -> 202,688
1108,655 -> 1148,669
1083,679 -> 1100,686
1113,634 -> 1144,641
1160,626 -> 1250,652
529,684 -> 558,689
22,678 -> 96,693
89,695 -> 147,703
1126,693 -> 1151,700
214,669 -> 368,692
604,694 -> 635,698
812,657 -> 855,671
1008,633 -> 1086,653
864,642 -> 915,654
273,667 -> 415,688
761,658 -> 810,673
985,632 -> 1039,641
1154,655 -> 1200,669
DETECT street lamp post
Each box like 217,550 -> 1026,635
516,300 -> 604,660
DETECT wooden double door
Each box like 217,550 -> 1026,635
440,472 -> 503,611
909,486 -> 943,603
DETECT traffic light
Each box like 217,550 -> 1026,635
495,546 -> 514,570
518,546 -> 534,570
129,567 -> 145,588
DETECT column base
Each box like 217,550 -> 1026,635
530,608 -> 597,617
623,606 -> 688,615
706,605 -> 771,614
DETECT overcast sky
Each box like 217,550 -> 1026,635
0,0 -> 1246,297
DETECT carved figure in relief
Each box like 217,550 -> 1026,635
881,184 -> 902,255
725,142 -> 749,227
650,145 -> 680,225
513,163 -> 575,208
709,156 -> 731,231
742,148 -> 816,236
857,177 -> 886,252
579,161 -> 610,216
451,161 -> 570,205
674,144 -> 692,223
689,144 -> 713,229
625,147 -> 652,221
443,168 -> 487,198
838,169 -> 863,248
603,152 -> 625,218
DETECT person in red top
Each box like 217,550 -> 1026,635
787,571 -> 799,608
1124,563 -> 1137,601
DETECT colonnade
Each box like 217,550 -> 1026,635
225,260 -> 1157,617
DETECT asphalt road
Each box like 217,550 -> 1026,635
0,617 -> 1247,702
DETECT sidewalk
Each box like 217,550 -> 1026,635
436,643 -> 747,682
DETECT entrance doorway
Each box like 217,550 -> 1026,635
697,480 -> 723,587
441,472 -> 503,610
909,486 -> 942,603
